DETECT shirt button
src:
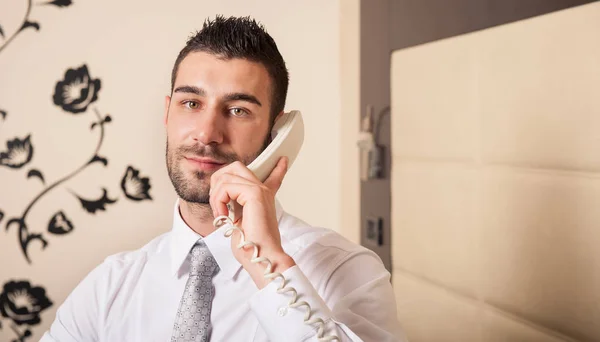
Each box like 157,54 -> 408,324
277,307 -> 288,317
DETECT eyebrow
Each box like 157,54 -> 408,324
173,85 -> 204,95
223,92 -> 262,107
172,86 -> 262,107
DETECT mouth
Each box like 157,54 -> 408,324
184,156 -> 226,172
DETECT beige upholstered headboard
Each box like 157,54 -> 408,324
390,2 -> 600,341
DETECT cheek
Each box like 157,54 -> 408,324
167,115 -> 194,143
228,124 -> 269,155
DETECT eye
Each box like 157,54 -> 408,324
183,100 -> 200,110
229,107 -> 248,117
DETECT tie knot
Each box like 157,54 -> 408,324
189,240 -> 219,277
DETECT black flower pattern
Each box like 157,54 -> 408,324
121,166 -> 152,201
0,135 -> 33,169
0,280 -> 52,326
53,65 -> 101,114
47,211 -> 74,235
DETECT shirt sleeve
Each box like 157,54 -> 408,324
247,251 -> 407,342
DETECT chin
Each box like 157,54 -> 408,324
177,186 -> 210,204
169,169 -> 210,204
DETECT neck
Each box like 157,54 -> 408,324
178,199 -> 215,237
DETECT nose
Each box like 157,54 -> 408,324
193,105 -> 225,146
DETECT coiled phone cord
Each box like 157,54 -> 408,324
213,215 -> 339,341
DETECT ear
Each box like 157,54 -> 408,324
273,110 -> 284,124
164,95 -> 171,126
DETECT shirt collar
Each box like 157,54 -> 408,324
169,198 -> 285,279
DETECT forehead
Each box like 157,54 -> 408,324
175,51 -> 272,100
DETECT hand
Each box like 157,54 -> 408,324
209,157 -> 296,289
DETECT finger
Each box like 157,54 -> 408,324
263,156 -> 288,192
210,178 -> 234,218
210,173 -> 253,217
213,172 -> 257,190
210,172 -> 257,203
211,183 -> 259,217
210,161 -> 260,194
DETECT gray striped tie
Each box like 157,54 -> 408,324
171,239 -> 220,342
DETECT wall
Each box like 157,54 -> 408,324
358,1 -> 393,271
0,0 -> 342,340
339,0 -> 361,245
391,2 -> 600,341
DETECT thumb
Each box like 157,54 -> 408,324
263,156 -> 288,192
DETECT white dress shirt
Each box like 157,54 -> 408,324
40,199 -> 406,341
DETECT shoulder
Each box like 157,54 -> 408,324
99,231 -> 169,274
279,211 -> 386,281
75,232 -> 170,295
42,231 -> 172,340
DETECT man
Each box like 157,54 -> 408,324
41,16 -> 405,341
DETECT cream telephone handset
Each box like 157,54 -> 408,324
247,110 -> 304,182
212,110 -> 339,341
225,110 -> 305,222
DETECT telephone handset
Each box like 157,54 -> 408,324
248,109 -> 305,181
212,111 -> 339,341
226,110 -> 305,223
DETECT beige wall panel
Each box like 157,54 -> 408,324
480,169 -> 600,340
391,161 -> 481,298
391,36 -> 479,162
479,4 -> 600,171
393,271 -> 483,342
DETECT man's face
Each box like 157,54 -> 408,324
164,51 -> 274,203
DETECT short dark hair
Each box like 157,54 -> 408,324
171,15 -> 289,122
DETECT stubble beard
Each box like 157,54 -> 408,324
166,136 -> 270,206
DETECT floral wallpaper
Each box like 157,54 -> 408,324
2,63 -> 153,263
0,0 -> 72,55
0,1 -> 153,340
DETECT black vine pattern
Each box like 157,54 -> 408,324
0,0 -> 73,55
0,279 -> 52,342
73,188 -> 117,214
1,64 -> 153,264
0,110 -> 6,137
26,169 -> 44,184
44,0 -> 73,8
